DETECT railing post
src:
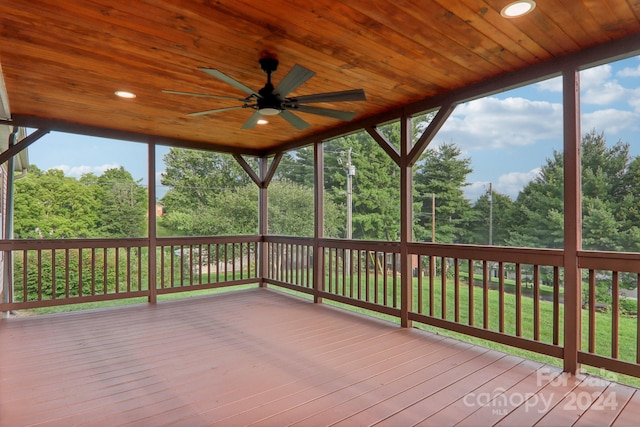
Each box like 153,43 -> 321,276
314,141 -> 324,303
563,68 -> 582,373
259,157 -> 268,287
147,141 -> 157,303
400,112 -> 413,327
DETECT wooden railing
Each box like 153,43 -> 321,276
156,236 -> 259,294
264,236 -> 314,292
578,250 -> 640,378
407,243 -> 564,359
265,236 -> 640,379
0,236 -> 260,310
3,234 -> 640,379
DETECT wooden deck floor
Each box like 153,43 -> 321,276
2,288 -> 640,426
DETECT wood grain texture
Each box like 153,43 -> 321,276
1,0 -> 640,153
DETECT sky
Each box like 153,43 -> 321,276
26,54 -> 640,202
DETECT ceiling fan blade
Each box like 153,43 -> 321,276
241,111 -> 263,129
290,89 -> 366,104
274,64 -> 316,98
280,110 -> 310,130
187,106 -> 244,116
162,89 -> 246,101
198,67 -> 260,98
293,105 -> 357,121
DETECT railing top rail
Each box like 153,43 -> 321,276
264,235 -> 314,245
0,238 -> 150,251
407,242 -> 564,266
158,235 -> 261,245
578,250 -> 640,273
319,238 -> 401,252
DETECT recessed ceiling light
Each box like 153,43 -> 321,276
115,90 -> 136,99
257,119 -> 269,125
501,0 -> 536,18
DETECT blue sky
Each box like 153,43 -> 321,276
27,55 -> 640,201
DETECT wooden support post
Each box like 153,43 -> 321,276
314,142 -> 324,303
563,68 -> 582,374
400,112 -> 413,327
259,157 -> 268,287
147,141 -> 157,303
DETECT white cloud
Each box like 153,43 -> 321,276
49,163 -> 121,178
464,181 -> 490,201
465,168 -> 540,201
582,109 -> 639,136
438,96 -> 563,151
536,76 -> 562,93
617,64 -> 640,78
496,168 -> 541,199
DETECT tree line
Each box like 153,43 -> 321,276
13,128 -> 640,256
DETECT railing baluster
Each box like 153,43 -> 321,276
498,261 -> 504,333
126,247 -> 131,293
515,263 -> 521,336
612,270 -> 620,359
103,248 -> 108,294
22,251 -> 28,302
115,247 -> 120,294
454,258 -> 460,323
441,257 -> 447,320
468,259 -> 474,326
91,248 -> 96,296
393,252 -> 398,309
383,252 -> 388,307
533,265 -> 540,341
374,252 -> 379,304
637,274 -> 640,364
429,256 -> 435,317
482,260 -> 489,329
65,248 -> 70,298
51,249 -> 56,300
553,266 -> 560,345
417,255 -> 423,314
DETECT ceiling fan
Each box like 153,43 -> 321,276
163,55 -> 366,130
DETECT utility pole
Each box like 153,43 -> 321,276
431,193 -> 435,243
489,182 -> 493,246
345,148 -> 355,273
346,147 -> 355,241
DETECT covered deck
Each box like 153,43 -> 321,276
2,288 -> 640,426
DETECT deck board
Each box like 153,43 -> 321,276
1,288 -> 640,426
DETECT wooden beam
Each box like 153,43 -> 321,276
258,157 -> 268,288
400,112 -> 413,328
233,154 -> 261,187
313,142 -> 324,304
262,153 -> 283,188
147,141 -> 157,304
365,126 -> 400,166
5,116 -> 264,157
562,68 -> 582,375
408,103 -> 455,166
0,127 -> 50,166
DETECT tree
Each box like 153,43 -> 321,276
160,148 -> 251,210
414,143 -> 473,243
508,150 -> 565,248
468,188 -> 515,246
95,167 -> 147,237
507,130 -> 640,252
14,166 -> 100,238
323,130 -> 401,240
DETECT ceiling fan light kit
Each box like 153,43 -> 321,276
163,55 -> 366,130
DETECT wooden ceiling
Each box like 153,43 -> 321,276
1,1 -> 640,155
